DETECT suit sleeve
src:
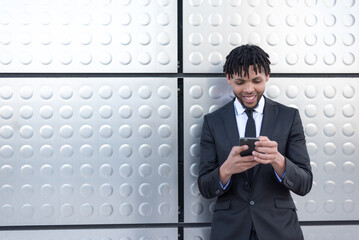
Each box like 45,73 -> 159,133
281,109 -> 313,196
197,115 -> 230,199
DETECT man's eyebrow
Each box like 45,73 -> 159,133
234,76 -> 262,81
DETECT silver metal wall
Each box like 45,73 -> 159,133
0,0 -> 358,239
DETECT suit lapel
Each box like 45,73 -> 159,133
253,97 -> 279,178
220,99 -> 239,148
259,97 -> 278,137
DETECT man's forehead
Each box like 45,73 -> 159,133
235,65 -> 263,77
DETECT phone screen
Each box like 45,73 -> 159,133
239,137 -> 259,156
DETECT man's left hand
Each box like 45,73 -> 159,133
252,136 -> 286,177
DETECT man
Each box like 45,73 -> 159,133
198,44 -> 313,240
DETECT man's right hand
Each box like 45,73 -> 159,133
219,145 -> 259,186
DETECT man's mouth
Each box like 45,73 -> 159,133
243,95 -> 256,103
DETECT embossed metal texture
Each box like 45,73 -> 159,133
0,228 -> 178,240
183,0 -> 358,73
183,226 -> 359,240
0,0 -> 177,72
184,77 -> 359,222
0,78 -> 178,225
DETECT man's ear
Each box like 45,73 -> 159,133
226,74 -> 232,84
265,74 -> 270,82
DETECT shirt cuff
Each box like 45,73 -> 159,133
219,178 -> 231,190
274,170 -> 286,182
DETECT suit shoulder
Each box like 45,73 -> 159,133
266,97 -> 298,113
204,99 -> 234,119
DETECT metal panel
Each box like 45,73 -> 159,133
0,228 -> 178,240
183,226 -> 359,240
0,0 -> 177,72
183,0 -> 359,73
0,78 -> 178,225
183,78 -> 233,222
267,78 -> 359,221
184,77 -> 359,222
184,227 -> 211,240
302,225 -> 359,240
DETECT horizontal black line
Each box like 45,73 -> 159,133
0,73 -> 359,78
1,221 -> 358,231
299,220 -> 359,226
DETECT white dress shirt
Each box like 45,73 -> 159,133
219,96 -> 284,189
234,96 -> 265,138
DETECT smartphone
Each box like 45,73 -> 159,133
239,137 -> 259,156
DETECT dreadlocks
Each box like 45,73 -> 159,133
223,44 -> 271,79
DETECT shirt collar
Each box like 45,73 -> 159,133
234,96 -> 265,115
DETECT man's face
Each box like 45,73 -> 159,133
227,65 -> 269,109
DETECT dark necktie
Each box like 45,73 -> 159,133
245,108 -> 255,180
245,108 -> 256,137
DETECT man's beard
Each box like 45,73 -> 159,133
234,91 -> 263,109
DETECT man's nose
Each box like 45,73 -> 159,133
244,83 -> 254,93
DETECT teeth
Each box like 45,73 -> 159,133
244,96 -> 255,100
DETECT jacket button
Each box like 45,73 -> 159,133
250,200 -> 255,206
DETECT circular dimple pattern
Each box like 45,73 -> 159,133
305,123 -> 318,137
324,200 -> 336,213
119,164 -> 133,178
342,104 -> 355,118
286,85 -> 298,98
189,52 -> 203,65
342,123 -> 355,137
323,104 -> 336,118
0,86 -> 13,100
60,144 -> 73,158
323,123 -> 336,137
324,180 -> 336,194
158,105 -> 171,118
20,125 -> 34,139
342,142 -> 355,156
342,53 -> 355,66
266,33 -> 279,46
305,200 -> 318,213
228,32 -> 241,46
139,202 -> 152,216
119,105 -> 132,119
324,143 -> 337,156
158,164 -> 171,178
266,85 -> 280,99
0,125 -> 14,139
343,33 -> 355,46
119,144 -> 133,158
188,105 -> 203,119
139,163 -> 152,178
119,183 -> 133,197
343,161 -> 355,174
343,180 -> 355,194
0,106 -> 13,119
188,32 -> 203,46
208,52 -> 222,65
80,144 -> 93,157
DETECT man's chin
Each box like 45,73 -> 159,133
239,99 -> 258,109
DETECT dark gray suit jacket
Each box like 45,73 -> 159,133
198,97 -> 313,240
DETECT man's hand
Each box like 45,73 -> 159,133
252,136 -> 286,177
219,145 -> 259,186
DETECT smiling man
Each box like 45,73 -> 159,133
198,45 -> 313,240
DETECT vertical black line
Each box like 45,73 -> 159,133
177,0 -> 184,238
177,0 -> 183,74
177,78 -> 184,240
